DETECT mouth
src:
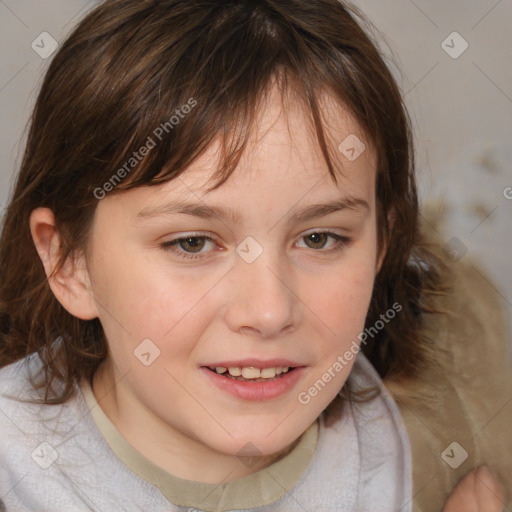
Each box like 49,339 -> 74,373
204,365 -> 297,383
200,361 -> 306,401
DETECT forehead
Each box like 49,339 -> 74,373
96,82 -> 377,228
178,82 -> 376,194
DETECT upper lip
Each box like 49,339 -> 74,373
203,358 -> 305,369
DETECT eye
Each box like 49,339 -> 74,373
297,231 -> 351,252
160,234 -> 217,260
160,231 -> 352,261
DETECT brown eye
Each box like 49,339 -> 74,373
297,232 -> 352,253
161,234 -> 218,260
303,232 -> 328,249
178,237 -> 206,253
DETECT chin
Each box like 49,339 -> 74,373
207,427 -> 301,460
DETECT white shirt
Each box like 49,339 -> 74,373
0,351 -> 412,511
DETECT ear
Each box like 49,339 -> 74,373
29,207 -> 99,320
376,208 -> 396,274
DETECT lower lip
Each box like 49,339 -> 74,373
200,367 -> 305,401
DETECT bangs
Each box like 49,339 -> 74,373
61,1 -> 385,198
117,71 -> 354,195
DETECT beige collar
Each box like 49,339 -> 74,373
79,377 -> 319,511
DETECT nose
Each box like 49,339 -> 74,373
223,247 -> 299,339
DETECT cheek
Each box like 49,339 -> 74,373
305,254 -> 376,351
321,279 -> 373,326
89,250 -> 221,361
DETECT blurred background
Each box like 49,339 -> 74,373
0,0 -> 511,343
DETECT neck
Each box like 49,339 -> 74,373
91,359 -> 298,484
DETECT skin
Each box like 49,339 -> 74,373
29,80 -> 504,506
443,466 -> 505,512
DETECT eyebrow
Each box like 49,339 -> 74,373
136,197 -> 370,224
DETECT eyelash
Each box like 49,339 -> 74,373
160,231 -> 352,260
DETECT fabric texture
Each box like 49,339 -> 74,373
0,350 -> 411,512
383,209 -> 512,511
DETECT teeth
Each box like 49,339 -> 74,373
260,367 -> 276,378
242,367 -> 261,379
212,366 -> 292,379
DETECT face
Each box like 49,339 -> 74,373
84,83 -> 381,465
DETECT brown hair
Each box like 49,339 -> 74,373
0,0 -> 448,405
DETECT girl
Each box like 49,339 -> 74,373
0,1 -> 509,510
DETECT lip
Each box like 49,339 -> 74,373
203,358 -> 304,369
200,366 -> 306,401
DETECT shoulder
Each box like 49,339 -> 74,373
0,352 -> 70,418
1,355 -> 114,509
314,353 -> 413,512
0,355 -> 176,510
0,353 -> 83,456
0,353 -> 44,399
0,354 -> 84,503
0,353 -> 48,426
